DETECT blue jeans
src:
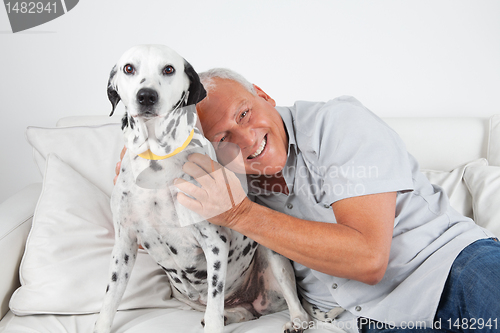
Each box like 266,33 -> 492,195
360,238 -> 500,333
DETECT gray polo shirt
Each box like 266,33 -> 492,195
247,96 -> 492,332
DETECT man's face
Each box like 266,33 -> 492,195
196,78 -> 288,176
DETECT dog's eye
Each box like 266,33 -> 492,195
123,64 -> 135,75
163,65 -> 175,75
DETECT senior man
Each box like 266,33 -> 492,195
117,68 -> 500,332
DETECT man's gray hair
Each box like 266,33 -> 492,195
199,68 -> 256,95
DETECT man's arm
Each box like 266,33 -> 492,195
221,193 -> 395,285
175,153 -> 396,285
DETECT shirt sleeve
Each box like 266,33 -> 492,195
294,96 -> 414,204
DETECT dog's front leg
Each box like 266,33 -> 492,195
94,226 -> 138,333
261,247 -> 310,333
193,223 -> 230,333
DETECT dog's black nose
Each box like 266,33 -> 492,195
137,88 -> 158,106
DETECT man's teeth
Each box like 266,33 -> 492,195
249,136 -> 267,159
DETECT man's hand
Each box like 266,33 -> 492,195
174,153 -> 250,228
113,146 -> 127,185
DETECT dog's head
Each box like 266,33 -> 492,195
107,44 -> 206,118
107,45 -> 206,156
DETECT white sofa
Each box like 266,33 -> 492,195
1,114 -> 500,333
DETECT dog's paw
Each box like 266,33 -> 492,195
283,321 -> 305,333
201,316 -> 228,327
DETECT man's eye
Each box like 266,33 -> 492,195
240,110 -> 248,119
220,136 -> 226,143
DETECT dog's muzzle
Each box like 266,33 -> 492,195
137,88 -> 158,116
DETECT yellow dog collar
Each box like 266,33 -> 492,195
138,129 -> 194,160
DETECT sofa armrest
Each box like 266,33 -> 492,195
0,183 -> 42,320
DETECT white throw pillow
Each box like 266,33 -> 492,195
10,154 -> 172,315
421,158 -> 488,218
464,164 -> 500,238
25,124 -> 123,197
488,114 -> 500,166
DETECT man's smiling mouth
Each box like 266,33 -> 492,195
248,135 -> 267,159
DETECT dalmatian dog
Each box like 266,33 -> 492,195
93,44 -> 310,333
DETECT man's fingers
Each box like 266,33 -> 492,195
120,146 -> 127,160
115,161 -> 121,176
187,153 -> 222,174
176,191 -> 203,213
174,178 -> 208,201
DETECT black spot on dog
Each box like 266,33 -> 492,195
212,247 -> 219,255
181,271 -> 192,283
140,78 -> 146,84
173,277 -> 182,284
212,274 -> 218,287
187,109 -> 195,125
106,284 -> 109,293
243,236 -> 247,240
191,139 -> 203,147
129,116 -> 136,130
252,241 -> 258,248
217,282 -> 223,293
115,259 -> 119,264
220,235 -> 227,243
164,268 -> 177,274
195,270 -> 207,279
112,272 -> 117,282
124,254 -> 129,264
150,160 -> 162,171
171,128 -> 176,140
125,273 -> 129,279
228,249 -> 234,257
185,267 -> 197,274
212,289 -> 219,298
166,119 -> 175,133
169,245 -> 178,255
214,261 -> 221,271
121,114 -> 129,130
243,243 -> 252,256
143,242 -> 150,249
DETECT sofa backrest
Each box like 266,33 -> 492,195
57,114 -> 500,171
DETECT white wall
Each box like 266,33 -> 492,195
1,0 -> 499,202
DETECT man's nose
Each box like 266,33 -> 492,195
233,127 -> 255,150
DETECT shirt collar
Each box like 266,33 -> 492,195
275,106 -> 298,156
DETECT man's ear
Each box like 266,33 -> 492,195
253,84 -> 276,107
184,60 -> 207,105
107,65 -> 121,116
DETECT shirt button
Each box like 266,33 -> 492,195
332,283 -> 338,289
323,204 -> 330,208
355,306 -> 362,312
286,203 -> 293,209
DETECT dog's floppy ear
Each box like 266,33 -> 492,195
107,65 -> 121,116
184,60 -> 207,105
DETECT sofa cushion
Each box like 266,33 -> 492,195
464,164 -> 500,238
421,158 -> 488,219
488,114 -> 500,166
9,154 -> 172,315
25,124 -> 123,197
